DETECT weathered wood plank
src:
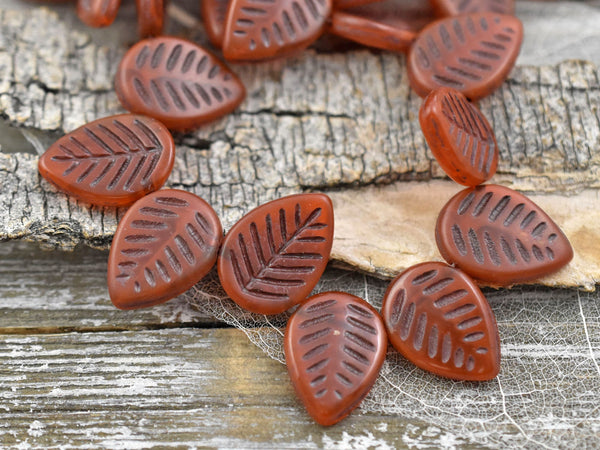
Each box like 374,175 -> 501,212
517,1 -> 600,65
1,310 -> 600,449
0,327 -> 474,449
0,241 -> 216,331
0,240 -> 387,335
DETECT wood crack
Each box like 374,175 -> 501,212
0,8 -> 599,285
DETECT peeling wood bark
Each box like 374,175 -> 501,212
330,181 -> 600,289
1,7 -> 599,282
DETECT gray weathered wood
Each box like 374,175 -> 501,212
0,327 -> 446,449
1,242 -> 600,448
1,6 -> 600,258
0,241 -> 216,332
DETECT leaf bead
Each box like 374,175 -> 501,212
38,114 -> 175,207
136,0 -> 165,38
419,87 -> 498,186
436,184 -> 574,285
218,193 -> 334,315
330,0 -> 434,53
108,189 -> 223,309
285,291 -> 387,426
431,0 -> 515,17
115,36 -> 246,131
222,0 -> 332,61
407,13 -> 523,101
77,0 -> 121,28
202,0 -> 229,48
381,262 -> 500,381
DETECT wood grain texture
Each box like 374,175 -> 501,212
0,241 -> 215,332
0,326 -> 492,449
1,241 -> 600,447
2,7 -> 600,258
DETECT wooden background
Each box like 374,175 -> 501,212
1,1 -> 600,448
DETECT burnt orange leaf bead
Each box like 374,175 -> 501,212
330,0 -> 433,52
381,262 -> 500,381
218,194 -> 334,315
77,0 -> 121,28
419,87 -> 498,186
431,0 -> 515,17
38,114 -> 175,207
330,14 -> 415,53
222,0 -> 332,61
136,0 -> 165,38
407,13 -> 523,101
108,189 -> 223,309
436,184 -> 574,285
202,0 -> 230,48
285,291 -> 387,426
115,36 -> 246,131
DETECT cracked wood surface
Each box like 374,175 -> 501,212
0,327 -> 481,449
0,6 -> 599,288
2,240 -> 600,448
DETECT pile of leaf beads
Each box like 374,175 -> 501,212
34,0 -> 574,426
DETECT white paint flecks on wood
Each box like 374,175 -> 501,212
0,327 -> 461,449
0,241 -> 213,331
1,279 -> 600,448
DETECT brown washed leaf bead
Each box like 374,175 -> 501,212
38,114 -> 175,207
202,0 -> 230,48
381,262 -> 500,381
108,189 -> 223,309
436,184 -> 574,285
218,193 -> 334,315
76,0 -> 121,28
285,291 -> 387,426
431,0 -> 515,17
407,13 -> 523,101
136,0 -> 165,38
222,0 -> 332,61
330,0 -> 434,52
419,87 -> 498,186
115,36 -> 246,131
